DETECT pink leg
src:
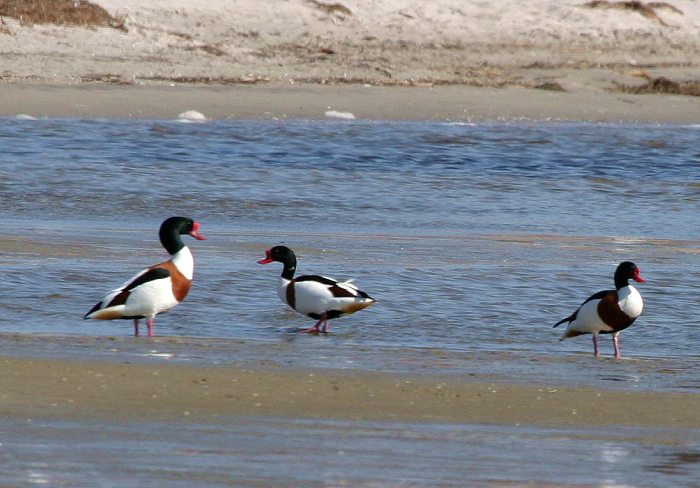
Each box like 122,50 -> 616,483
298,313 -> 327,334
592,334 -> 600,357
612,332 -> 621,359
298,321 -> 321,334
133,319 -> 140,337
146,318 -> 154,337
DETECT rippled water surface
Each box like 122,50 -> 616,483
1,118 -> 699,486
1,417 -> 698,488
2,119 -> 699,367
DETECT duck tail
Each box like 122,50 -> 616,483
553,315 -> 571,328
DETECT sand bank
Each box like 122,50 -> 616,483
1,1 -> 700,121
1,0 -> 699,87
1,356 -> 699,429
2,82 -> 700,122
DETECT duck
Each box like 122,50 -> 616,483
258,245 -> 375,333
554,261 -> 645,358
84,216 -> 206,337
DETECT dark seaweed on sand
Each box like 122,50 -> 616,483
0,0 -> 126,31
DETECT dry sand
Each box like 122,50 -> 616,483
1,0 -> 699,121
2,356 -> 699,429
2,0 -> 700,87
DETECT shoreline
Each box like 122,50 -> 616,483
2,355 -> 699,429
1,1 -> 698,122
1,82 -> 699,122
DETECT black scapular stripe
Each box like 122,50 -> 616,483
84,268 -> 171,319
294,275 -> 337,286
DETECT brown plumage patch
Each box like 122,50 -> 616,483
329,284 -> 356,298
155,260 -> 191,302
286,281 -> 296,310
340,300 -> 374,315
597,292 -> 634,331
89,309 -> 126,320
563,329 -> 586,339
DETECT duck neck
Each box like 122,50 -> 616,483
172,246 -> 194,280
614,275 -> 629,290
160,227 -> 185,256
280,255 -> 297,281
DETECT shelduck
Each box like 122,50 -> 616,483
258,245 -> 375,333
554,261 -> 645,358
84,216 -> 206,337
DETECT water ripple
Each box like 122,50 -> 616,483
0,120 -> 699,387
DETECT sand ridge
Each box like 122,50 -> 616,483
1,1 -> 700,121
0,0 -> 699,90
1,356 -> 699,429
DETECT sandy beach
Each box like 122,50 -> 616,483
2,355 -> 699,431
1,2 -> 700,484
1,0 -> 699,121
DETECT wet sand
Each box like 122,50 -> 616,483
1,82 -> 700,122
2,356 -> 699,429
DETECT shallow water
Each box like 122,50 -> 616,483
1,417 -> 699,488
1,119 -> 699,370
1,118 -> 699,485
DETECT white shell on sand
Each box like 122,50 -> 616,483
177,110 -> 208,123
324,110 -> 356,120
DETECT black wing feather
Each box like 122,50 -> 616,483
84,268 -> 170,319
124,267 -> 170,292
294,274 -> 337,286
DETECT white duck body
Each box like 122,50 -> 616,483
86,246 -> 194,320
562,283 -> 643,336
260,245 -> 375,332
277,275 -> 375,319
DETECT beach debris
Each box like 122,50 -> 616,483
582,1 -> 683,26
81,73 -> 132,84
177,110 -> 208,123
0,0 -> 127,31
534,81 -> 566,92
0,13 -> 12,35
614,76 -> 700,96
324,110 -> 356,120
138,75 -> 270,85
183,43 -> 228,57
306,0 -> 353,18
